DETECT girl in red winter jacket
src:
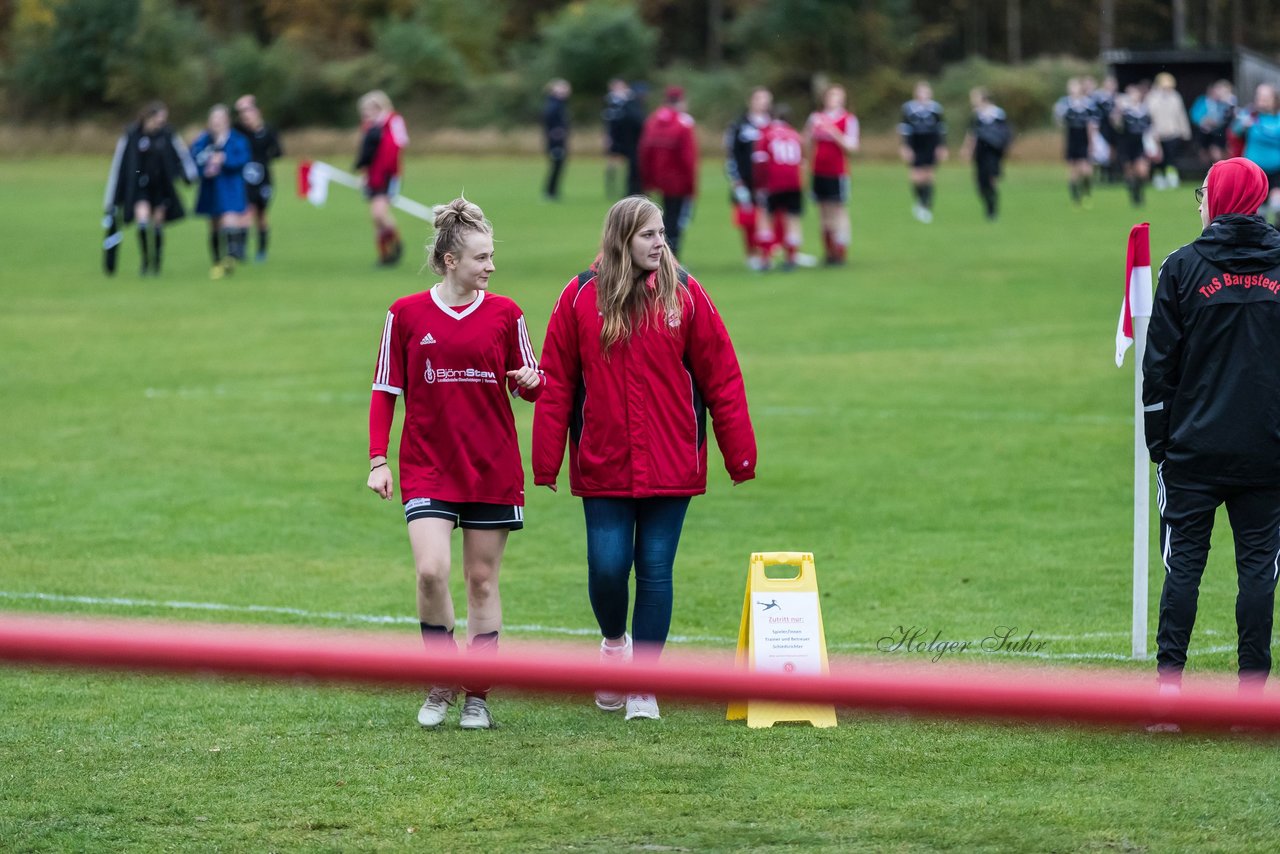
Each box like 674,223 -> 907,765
533,196 -> 756,722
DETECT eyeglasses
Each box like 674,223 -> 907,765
1195,186 -> 1207,204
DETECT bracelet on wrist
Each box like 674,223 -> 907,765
370,461 -> 388,472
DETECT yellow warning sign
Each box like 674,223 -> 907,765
727,552 -> 837,728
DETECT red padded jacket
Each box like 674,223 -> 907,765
532,269 -> 756,497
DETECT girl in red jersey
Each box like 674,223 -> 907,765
367,197 -> 542,730
355,90 -> 408,266
753,108 -> 807,270
804,85 -> 860,265
533,196 -> 756,722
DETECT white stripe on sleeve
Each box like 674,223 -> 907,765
517,316 -> 537,368
375,310 -> 395,390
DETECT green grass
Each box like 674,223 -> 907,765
1,153 -> 1277,852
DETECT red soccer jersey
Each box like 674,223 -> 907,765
753,121 -> 805,194
371,287 -> 541,505
807,109 -> 858,177
362,112 -> 407,192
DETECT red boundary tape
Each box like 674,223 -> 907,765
1,613 -> 1277,733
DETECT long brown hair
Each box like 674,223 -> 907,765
594,196 -> 683,353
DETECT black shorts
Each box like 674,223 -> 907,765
908,140 -> 939,168
246,182 -> 274,211
364,177 -> 400,201
1199,129 -> 1227,150
1118,134 -> 1146,164
811,174 -> 849,203
1065,127 -> 1090,162
133,174 -> 169,208
766,190 -> 803,215
404,497 -> 524,530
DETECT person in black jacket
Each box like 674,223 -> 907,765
103,101 -> 197,276
542,79 -> 571,201
962,87 -> 1012,221
1144,156 -> 1280,702
602,78 -> 645,198
234,94 -> 284,262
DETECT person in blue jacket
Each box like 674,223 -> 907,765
1233,84 -> 1280,225
191,104 -> 251,279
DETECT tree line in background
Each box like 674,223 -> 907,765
3,0 -> 1280,132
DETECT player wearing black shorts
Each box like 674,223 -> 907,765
1055,79 -> 1096,207
898,82 -> 947,223
234,95 -> 283,262
1116,85 -> 1153,208
964,88 -> 1012,221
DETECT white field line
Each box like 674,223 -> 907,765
0,591 -> 1232,663
141,388 -> 1125,427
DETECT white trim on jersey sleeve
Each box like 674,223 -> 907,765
389,115 -> 409,147
373,309 -> 402,394
104,136 -> 126,210
516,315 -> 538,369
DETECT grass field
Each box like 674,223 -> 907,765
1,153 -> 1278,852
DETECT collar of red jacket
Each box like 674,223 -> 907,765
1207,157 -> 1268,220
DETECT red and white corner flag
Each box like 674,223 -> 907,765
1115,223 -> 1154,367
1117,222 -> 1154,660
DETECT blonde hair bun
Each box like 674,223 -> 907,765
426,197 -> 492,275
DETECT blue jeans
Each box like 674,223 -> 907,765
582,496 -> 691,659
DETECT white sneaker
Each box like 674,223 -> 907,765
596,635 -> 632,711
1152,173 -> 1168,190
624,693 -> 661,721
416,686 -> 457,728
459,695 -> 495,730
794,252 -> 819,268
919,206 -> 934,224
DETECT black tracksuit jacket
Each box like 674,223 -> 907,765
1143,214 -> 1280,485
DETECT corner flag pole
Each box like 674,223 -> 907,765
1116,223 -> 1154,660
1130,311 -> 1149,660
296,160 -> 434,222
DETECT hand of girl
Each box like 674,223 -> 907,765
507,367 -> 541,390
367,465 -> 394,500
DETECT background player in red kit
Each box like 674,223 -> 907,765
724,87 -> 773,271
354,90 -> 408,266
805,84 -> 859,265
753,107 -> 807,270
366,197 -> 542,730
638,86 -> 699,257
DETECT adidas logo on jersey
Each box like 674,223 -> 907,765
420,333 -> 437,345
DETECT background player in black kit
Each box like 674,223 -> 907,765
962,87 -> 1011,221
1055,78 -> 1097,207
103,101 -> 197,276
1116,83 -> 1153,208
898,81 -> 947,223
602,78 -> 645,198
234,94 -> 283,262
